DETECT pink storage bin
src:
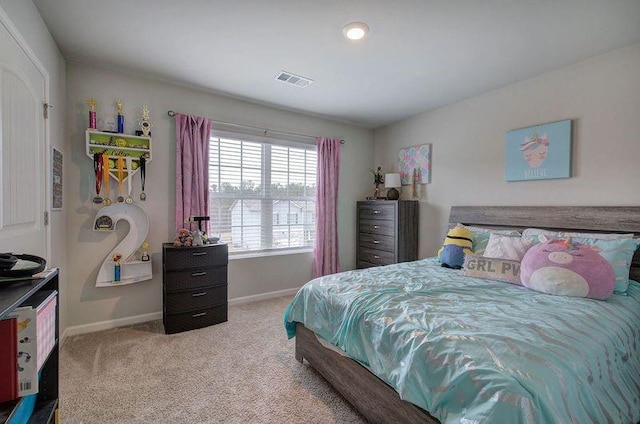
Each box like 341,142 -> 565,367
35,294 -> 56,370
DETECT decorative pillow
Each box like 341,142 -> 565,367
463,225 -> 521,255
463,255 -> 522,285
483,233 -> 534,261
526,234 -> 640,294
520,238 -> 615,300
581,238 -> 640,294
522,228 -> 634,241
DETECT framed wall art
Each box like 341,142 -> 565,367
52,147 -> 63,210
398,143 -> 432,185
505,119 -> 572,182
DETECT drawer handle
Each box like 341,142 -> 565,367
192,271 -> 207,277
192,252 -> 207,256
374,255 -> 380,259
373,240 -> 380,244
192,312 -> 207,318
191,292 -> 207,297
373,210 -> 380,214
373,225 -> 379,229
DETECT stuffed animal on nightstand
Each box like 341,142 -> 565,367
438,225 -> 473,269
173,228 -> 193,247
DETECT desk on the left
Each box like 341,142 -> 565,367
0,269 -> 59,424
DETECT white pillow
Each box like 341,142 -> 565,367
522,228 -> 634,241
464,225 -> 521,236
463,225 -> 521,255
483,233 -> 533,261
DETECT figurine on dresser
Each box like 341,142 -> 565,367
173,229 -> 193,247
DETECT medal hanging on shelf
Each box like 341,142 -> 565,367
103,154 -> 112,205
93,153 -> 103,204
116,155 -> 125,203
125,157 -> 134,204
139,157 -> 146,201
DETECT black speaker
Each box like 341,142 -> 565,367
0,253 -> 46,277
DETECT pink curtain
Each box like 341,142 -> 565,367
313,137 -> 341,278
175,114 -> 211,234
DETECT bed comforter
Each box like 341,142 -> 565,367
284,258 -> 640,423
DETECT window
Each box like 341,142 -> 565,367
208,131 -> 317,255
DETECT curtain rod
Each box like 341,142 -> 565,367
167,110 -> 345,144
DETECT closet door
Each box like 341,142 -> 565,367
0,11 -> 48,258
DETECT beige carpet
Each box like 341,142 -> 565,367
60,296 -> 366,424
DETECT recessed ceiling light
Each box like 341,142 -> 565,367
343,22 -> 369,41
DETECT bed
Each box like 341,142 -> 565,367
284,206 -> 640,424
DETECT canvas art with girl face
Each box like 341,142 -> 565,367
520,131 -> 548,168
505,119 -> 572,181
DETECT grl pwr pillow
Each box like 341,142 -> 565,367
463,255 -> 522,285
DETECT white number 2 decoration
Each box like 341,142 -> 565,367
93,203 -> 152,287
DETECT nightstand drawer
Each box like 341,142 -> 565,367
359,233 -> 395,252
164,266 -> 228,292
358,247 -> 395,266
359,219 -> 395,236
358,203 -> 395,220
164,304 -> 228,334
165,285 -> 227,314
163,244 -> 228,271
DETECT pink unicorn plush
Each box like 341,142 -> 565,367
520,237 -> 615,300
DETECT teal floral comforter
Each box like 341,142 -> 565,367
284,258 -> 640,423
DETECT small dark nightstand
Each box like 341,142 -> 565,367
162,243 -> 228,334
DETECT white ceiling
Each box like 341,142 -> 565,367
33,0 -> 640,129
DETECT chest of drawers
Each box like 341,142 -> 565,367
162,243 -> 228,334
356,200 -> 419,268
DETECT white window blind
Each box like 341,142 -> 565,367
208,132 -> 317,255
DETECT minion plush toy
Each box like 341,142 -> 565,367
438,225 -> 473,269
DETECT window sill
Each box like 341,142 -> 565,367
229,248 -> 313,261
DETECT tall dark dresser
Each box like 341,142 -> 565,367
356,200 -> 419,269
162,243 -> 228,334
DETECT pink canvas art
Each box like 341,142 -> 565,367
398,144 -> 431,185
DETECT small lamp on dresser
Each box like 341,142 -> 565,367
385,173 -> 401,200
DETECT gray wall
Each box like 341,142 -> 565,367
65,62 -> 373,329
0,1 -> 68,331
374,43 -> 640,259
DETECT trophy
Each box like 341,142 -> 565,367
116,99 -> 124,133
139,104 -> 152,136
141,242 -> 150,261
86,98 -> 97,129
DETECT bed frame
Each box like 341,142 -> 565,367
294,206 -> 640,424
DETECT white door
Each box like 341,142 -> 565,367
0,11 -> 48,258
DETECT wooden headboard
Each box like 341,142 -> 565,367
449,206 -> 640,281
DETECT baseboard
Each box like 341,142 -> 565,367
228,287 -> 300,306
61,288 -> 300,339
62,311 -> 163,338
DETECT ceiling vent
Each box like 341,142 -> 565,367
274,71 -> 313,88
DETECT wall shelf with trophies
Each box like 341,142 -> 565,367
85,130 -> 152,183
